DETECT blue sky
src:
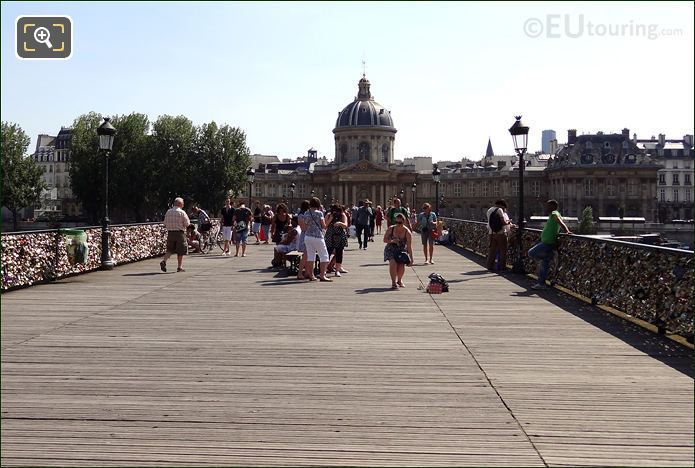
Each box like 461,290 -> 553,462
2,1 -> 693,162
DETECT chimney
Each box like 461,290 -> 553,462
684,135 -> 694,147
568,129 -> 577,145
622,128 -> 630,137
658,134 -> 666,147
497,161 -> 506,170
549,139 -> 558,154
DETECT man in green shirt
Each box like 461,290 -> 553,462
386,197 -> 411,230
528,199 -> 572,290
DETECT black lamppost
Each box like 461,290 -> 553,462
290,182 -> 296,212
508,115 -> 529,274
411,182 -> 417,209
246,168 -> 255,206
97,117 -> 116,270
432,164 -> 441,215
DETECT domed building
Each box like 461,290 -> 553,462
333,76 -> 397,165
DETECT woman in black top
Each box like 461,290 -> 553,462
271,203 -> 290,244
325,204 -> 349,277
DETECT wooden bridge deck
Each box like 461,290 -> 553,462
1,241 -> 692,467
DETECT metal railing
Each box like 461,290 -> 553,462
441,217 -> 693,341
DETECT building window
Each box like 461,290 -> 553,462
674,160 -> 680,169
674,190 -> 679,202
627,180 -> 638,196
493,182 -> 500,196
583,179 -> 594,197
297,184 -> 306,196
481,182 -> 488,197
454,183 -> 461,197
659,173 -> 666,185
511,180 -> 518,196
254,184 -> 262,197
268,184 -> 276,197
358,142 -> 370,160
673,173 -> 680,185
471,183 -> 478,197
660,189 -> 666,201
531,181 -> 541,197
606,180 -> 616,197
686,189 -> 692,202
685,174 -> 691,185
381,143 -> 389,162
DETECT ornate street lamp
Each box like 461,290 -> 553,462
432,164 -> 441,215
97,117 -> 116,270
246,168 -> 255,206
411,182 -> 417,209
508,115 -> 529,274
290,182 -> 296,213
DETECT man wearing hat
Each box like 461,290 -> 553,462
355,199 -> 374,250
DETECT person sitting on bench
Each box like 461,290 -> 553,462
272,216 -> 301,267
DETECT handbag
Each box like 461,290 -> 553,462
394,249 -> 411,265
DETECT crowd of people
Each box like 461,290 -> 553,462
160,194 -> 572,292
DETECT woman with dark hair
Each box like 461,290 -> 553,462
303,197 -> 332,282
383,212 -> 413,290
296,200 -> 311,280
270,203 -> 290,244
325,204 -> 349,277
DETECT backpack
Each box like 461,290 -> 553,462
488,207 -> 504,233
427,272 -> 449,293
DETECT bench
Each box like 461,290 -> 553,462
284,251 -> 302,274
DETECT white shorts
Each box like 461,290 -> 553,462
222,226 -> 233,241
304,235 -> 330,262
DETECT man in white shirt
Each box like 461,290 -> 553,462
160,197 -> 190,273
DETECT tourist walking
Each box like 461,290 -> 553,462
386,197 -> 411,229
304,197 -> 332,282
367,200 -> 376,242
160,197 -> 190,273
414,202 -> 438,264
220,198 -> 235,256
528,199 -> 572,290
296,200 -> 311,280
271,203 -> 290,244
383,212 -> 413,290
486,199 -> 513,271
233,201 -> 253,257
260,205 -> 273,244
252,201 -> 262,245
325,204 -> 349,277
355,200 -> 373,250
375,205 -> 384,235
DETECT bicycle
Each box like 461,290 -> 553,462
200,223 -> 225,253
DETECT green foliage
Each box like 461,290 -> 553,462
68,112 -> 251,222
1,121 -> 47,231
578,206 -> 596,234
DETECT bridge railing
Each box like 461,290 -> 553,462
441,217 -> 693,341
1,222 -> 171,291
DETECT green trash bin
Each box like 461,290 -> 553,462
62,229 -> 89,265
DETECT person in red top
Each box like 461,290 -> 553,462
374,205 -> 384,235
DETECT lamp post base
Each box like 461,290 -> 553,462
101,259 -> 116,270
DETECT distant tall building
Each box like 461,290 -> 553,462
542,130 -> 556,153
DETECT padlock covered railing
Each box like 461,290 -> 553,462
441,217 -> 693,341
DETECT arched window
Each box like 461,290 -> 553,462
340,143 -> 348,160
358,142 -> 370,160
381,143 -> 389,162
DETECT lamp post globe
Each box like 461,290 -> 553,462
508,115 -> 530,274
97,117 -> 117,270
432,164 -> 441,215
290,182 -> 296,213
411,182 -> 417,209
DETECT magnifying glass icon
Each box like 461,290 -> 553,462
33,27 -> 53,49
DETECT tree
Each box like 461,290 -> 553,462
150,115 -> 197,208
578,206 -> 596,235
68,112 -> 106,223
1,122 -> 47,231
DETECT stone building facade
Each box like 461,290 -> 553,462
245,76 -> 668,223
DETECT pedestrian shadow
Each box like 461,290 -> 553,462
463,270 -> 492,275
355,287 -> 394,294
359,263 -> 386,267
122,272 -> 162,277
